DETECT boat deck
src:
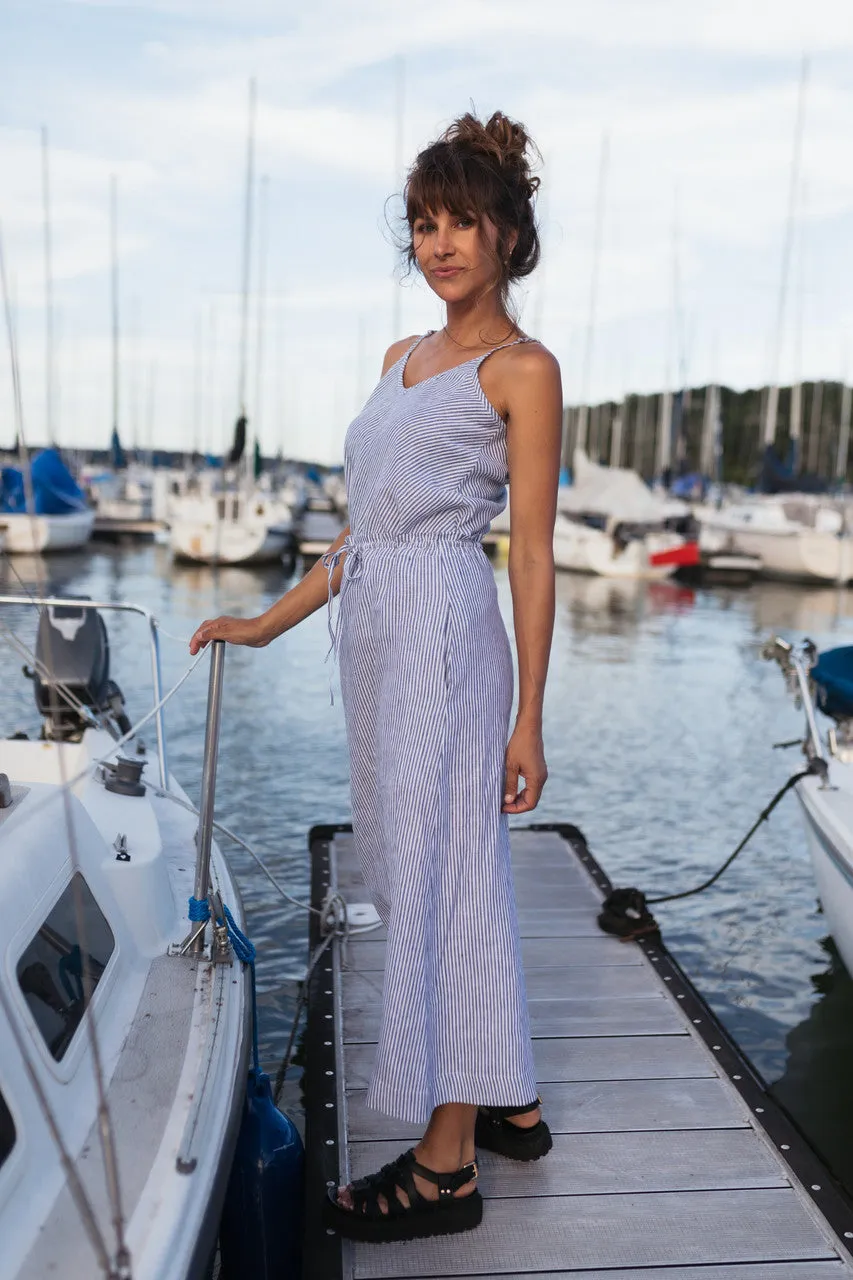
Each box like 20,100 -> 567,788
302,823 -> 853,1280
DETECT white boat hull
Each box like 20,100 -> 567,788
554,519 -> 683,580
171,519 -> 290,565
797,775 -> 853,977
698,499 -> 853,584
169,490 -> 294,565
0,729 -> 249,1279
0,511 -> 95,553
726,527 -> 852,584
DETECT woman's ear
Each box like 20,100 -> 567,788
505,229 -> 519,261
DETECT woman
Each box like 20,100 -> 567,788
190,110 -> 562,1244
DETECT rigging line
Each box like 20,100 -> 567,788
2,222 -> 129,1272
0,548 -> 112,730
273,892 -> 382,1105
146,783 -> 319,916
0,978 -> 118,1277
0,618 -> 102,733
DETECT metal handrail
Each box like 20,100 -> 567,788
788,647 -> 829,771
0,594 -> 169,787
762,635 -> 829,774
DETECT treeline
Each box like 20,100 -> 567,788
564,381 -> 848,486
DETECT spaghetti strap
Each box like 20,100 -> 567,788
474,334 -> 533,368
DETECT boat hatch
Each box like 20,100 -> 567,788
16,873 -> 114,1062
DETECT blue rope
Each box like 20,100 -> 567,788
222,904 -> 256,965
186,895 -> 261,1074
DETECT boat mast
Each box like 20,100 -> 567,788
576,130 -> 609,456
41,127 -> 56,447
236,78 -> 257,480
836,374 -> 851,484
253,173 -> 269,476
763,55 -> 809,453
110,173 -> 120,457
391,54 -> 405,344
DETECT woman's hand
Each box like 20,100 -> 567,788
502,719 -> 548,814
189,614 -> 271,655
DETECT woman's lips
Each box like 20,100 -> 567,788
432,267 -> 462,278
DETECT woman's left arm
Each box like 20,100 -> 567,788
501,345 -> 563,813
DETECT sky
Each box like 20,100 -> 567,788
2,0 -> 853,464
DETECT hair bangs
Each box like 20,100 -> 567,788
405,146 -> 493,227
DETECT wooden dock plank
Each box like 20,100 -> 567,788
342,906 -> 613,942
342,964 -> 662,1008
349,1188 -> 838,1278
345,1076 -> 748,1141
343,993 -> 685,1042
350,1127 -> 789,1195
341,935 -> 644,971
344,1033 -> 713,1089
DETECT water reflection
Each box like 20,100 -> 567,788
771,937 -> 853,1191
748,582 -> 853,635
1,547 -> 853,1189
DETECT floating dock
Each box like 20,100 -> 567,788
91,516 -> 163,540
303,823 -> 853,1279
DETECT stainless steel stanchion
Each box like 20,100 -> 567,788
180,640 -> 226,955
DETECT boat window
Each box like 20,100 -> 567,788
17,874 -> 115,1062
0,1090 -> 14,1170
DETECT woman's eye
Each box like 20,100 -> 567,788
457,217 -> 475,229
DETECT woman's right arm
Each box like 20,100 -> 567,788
190,338 -> 421,655
188,522 -> 350,654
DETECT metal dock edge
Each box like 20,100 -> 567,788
303,821 -> 853,1280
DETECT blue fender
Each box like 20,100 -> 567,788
218,1068 -> 304,1278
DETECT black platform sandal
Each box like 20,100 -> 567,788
474,1097 -> 553,1162
322,1147 -> 482,1243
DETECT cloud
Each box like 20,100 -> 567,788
2,0 -> 852,463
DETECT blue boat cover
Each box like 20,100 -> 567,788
0,449 -> 87,516
812,646 -> 853,720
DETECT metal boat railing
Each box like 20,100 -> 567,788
0,595 -> 169,787
762,635 -> 829,774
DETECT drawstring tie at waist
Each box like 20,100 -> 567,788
320,533 -> 482,705
321,533 -> 362,704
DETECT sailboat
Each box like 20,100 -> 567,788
169,84 -> 295,567
0,132 -> 94,555
554,449 -> 699,579
170,419 -> 295,564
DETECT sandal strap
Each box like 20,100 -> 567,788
347,1148 -> 477,1214
482,1095 -> 541,1120
350,1149 -> 419,1217
409,1154 -> 478,1198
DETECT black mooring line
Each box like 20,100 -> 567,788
301,824 -> 352,1280
530,820 -> 853,1261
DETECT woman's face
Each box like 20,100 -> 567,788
411,207 -> 510,306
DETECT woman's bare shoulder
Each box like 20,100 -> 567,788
504,338 -> 561,383
381,334 -> 422,376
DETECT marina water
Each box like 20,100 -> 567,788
2,541 -> 852,1195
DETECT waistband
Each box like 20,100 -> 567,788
319,533 -> 482,704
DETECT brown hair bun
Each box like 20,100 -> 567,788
402,109 -> 542,308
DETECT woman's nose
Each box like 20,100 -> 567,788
434,226 -> 454,257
